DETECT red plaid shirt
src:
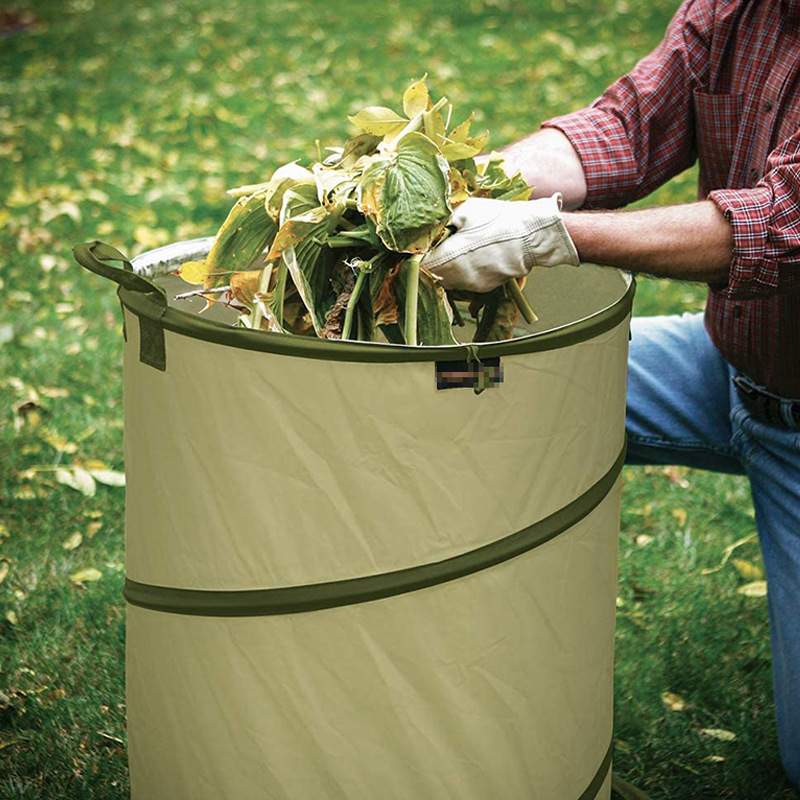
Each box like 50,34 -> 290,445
543,0 -> 800,397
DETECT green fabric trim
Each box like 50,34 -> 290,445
74,241 -> 167,370
124,440 -> 625,617
581,742 -> 613,800
118,280 -> 634,364
118,280 -> 633,364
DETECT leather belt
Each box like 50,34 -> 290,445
733,374 -> 800,430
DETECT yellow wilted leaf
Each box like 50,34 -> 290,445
0,562 -> 8,585
62,532 -> 83,551
672,507 -> 687,527
41,430 -> 78,454
699,728 -> 737,742
0,524 -> 8,539
737,581 -> 768,597
635,534 -> 654,548
83,459 -> 108,471
87,521 -> 103,539
5,610 -> 17,625
403,74 -> 430,118
348,106 -> 408,136
179,260 -> 209,285
661,691 -> 687,712
703,755 -> 726,763
70,567 -> 102,584
731,559 -> 764,581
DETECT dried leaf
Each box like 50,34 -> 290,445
62,532 -> 83,551
737,581 -> 768,597
699,728 -> 737,742
348,106 -> 408,136
672,508 -> 687,527
661,691 -> 688,712
70,567 -> 102,584
702,534 -> 758,575
179,260 -> 209,285
0,562 -> 8,585
731,559 -> 764,581
89,470 -> 126,487
55,468 -> 96,497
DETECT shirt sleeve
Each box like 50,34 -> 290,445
541,0 -> 713,209
708,132 -> 800,298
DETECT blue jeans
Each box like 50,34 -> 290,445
626,313 -> 800,790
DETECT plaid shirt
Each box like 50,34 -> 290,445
543,0 -> 800,397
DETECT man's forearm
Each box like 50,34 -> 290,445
499,128 -> 588,210
563,201 -> 734,284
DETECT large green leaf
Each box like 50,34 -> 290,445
278,183 -> 337,334
202,192 -> 277,290
357,132 -> 451,254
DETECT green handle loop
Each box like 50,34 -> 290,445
72,240 -> 168,372
72,240 -> 167,301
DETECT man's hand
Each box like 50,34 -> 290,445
422,194 -> 580,293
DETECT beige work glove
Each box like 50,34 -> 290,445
422,193 -> 580,293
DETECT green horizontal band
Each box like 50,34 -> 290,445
124,440 -> 625,618
583,742 -> 613,800
117,277 -> 634,365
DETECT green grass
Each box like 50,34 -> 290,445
0,0 -> 793,797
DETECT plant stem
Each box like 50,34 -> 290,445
405,254 -> 421,346
506,277 -> 538,324
250,261 -> 275,330
342,267 -> 368,340
272,260 -> 287,327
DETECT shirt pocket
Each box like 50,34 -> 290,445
693,89 -> 744,194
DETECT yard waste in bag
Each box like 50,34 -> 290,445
72,76 -> 643,800
170,75 -> 540,347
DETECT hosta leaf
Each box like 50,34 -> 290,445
403,74 -> 431,118
204,192 -> 277,290
336,133 -> 383,171
358,132 -> 451,254
475,156 -> 533,202
348,106 -> 409,136
262,162 -> 315,221
277,183 -> 337,334
267,205 -> 329,260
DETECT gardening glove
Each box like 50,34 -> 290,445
422,193 -> 580,293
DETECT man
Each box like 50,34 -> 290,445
423,0 -> 800,790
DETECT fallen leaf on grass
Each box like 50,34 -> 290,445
702,534 -> 758,575
635,534 -> 653,547
70,567 -> 102,584
703,755 -> 726,763
737,581 -> 767,597
661,691 -> 688,712
62,532 -> 83,551
56,468 -> 96,497
731,559 -> 764,581
0,562 -> 8,585
89,470 -> 125,487
672,507 -> 687,527
5,611 -> 18,625
699,728 -> 737,742
86,521 -> 103,539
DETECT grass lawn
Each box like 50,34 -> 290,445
0,0 -> 794,797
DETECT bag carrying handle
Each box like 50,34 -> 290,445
72,240 -> 167,299
73,240 -> 168,372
